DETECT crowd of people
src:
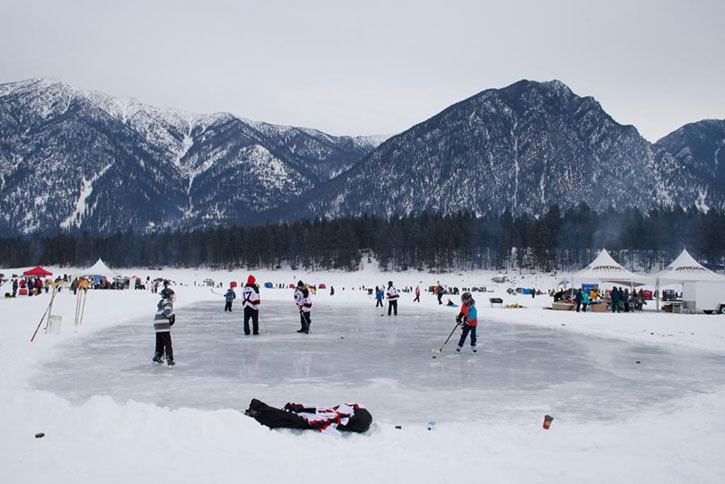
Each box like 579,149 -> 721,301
553,286 -> 650,313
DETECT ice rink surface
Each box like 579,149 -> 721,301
34,300 -> 725,424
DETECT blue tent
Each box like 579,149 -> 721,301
264,282 -> 273,289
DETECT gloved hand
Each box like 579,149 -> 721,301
456,314 -> 463,324
168,314 -> 176,326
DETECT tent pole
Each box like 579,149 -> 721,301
655,278 -> 660,312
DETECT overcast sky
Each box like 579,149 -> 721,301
1,0 -> 723,141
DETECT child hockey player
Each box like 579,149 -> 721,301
375,286 -> 384,308
456,292 -> 477,353
224,287 -> 236,312
153,291 -> 176,366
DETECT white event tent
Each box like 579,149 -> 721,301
84,259 -> 116,279
656,249 -> 724,284
654,249 -> 725,310
571,249 -> 648,287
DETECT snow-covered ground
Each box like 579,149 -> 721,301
1,266 -> 724,483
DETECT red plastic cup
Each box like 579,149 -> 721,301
543,415 -> 554,429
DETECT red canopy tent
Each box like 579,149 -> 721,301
23,266 -> 53,277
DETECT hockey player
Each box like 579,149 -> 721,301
374,286 -> 384,308
242,275 -> 261,335
294,280 -> 312,334
455,292 -> 477,353
386,281 -> 399,316
224,287 -> 236,312
152,292 -> 176,366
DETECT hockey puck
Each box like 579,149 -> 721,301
395,425 -> 402,429
35,433 -> 45,439
340,336 -> 344,339
432,355 -> 437,359
636,361 -> 641,364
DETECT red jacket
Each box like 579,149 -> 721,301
458,304 -> 478,327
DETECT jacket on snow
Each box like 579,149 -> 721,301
246,399 -> 372,435
242,284 -> 260,310
153,298 -> 175,333
294,286 -> 312,312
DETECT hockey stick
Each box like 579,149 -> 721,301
432,321 -> 462,353
30,284 -> 59,342
30,302 -> 52,342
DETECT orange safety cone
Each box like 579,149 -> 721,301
543,415 -> 554,429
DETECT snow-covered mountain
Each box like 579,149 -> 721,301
275,80 -> 722,221
0,79 -> 383,234
654,119 -> 725,212
1,78 -> 722,235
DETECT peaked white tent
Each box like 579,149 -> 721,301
84,259 -> 116,278
654,249 -> 725,310
656,249 -> 724,283
571,249 -> 647,286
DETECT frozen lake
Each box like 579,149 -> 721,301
34,300 -> 725,424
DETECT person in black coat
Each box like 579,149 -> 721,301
611,286 -> 621,313
574,288 -> 583,312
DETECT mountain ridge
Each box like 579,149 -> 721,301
0,78 -> 385,234
1,77 -> 723,234
267,78 -> 705,222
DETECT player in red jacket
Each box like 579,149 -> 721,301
456,292 -> 478,353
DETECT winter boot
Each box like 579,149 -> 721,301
456,346 -> 462,353
472,347 -> 477,353
167,359 -> 175,367
152,355 -> 163,364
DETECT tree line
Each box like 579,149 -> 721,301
1,204 -> 724,273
